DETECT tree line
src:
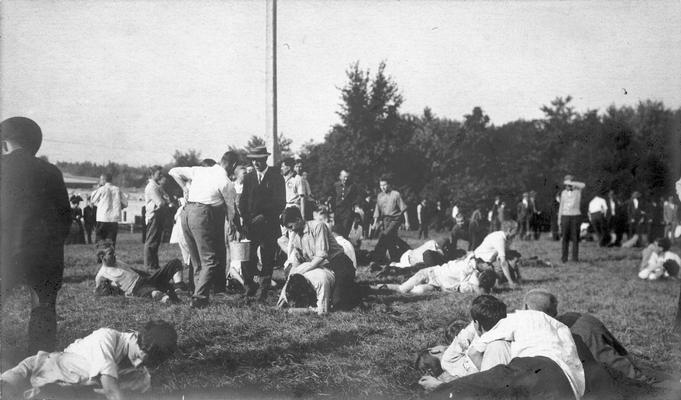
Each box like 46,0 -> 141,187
300,62 -> 681,218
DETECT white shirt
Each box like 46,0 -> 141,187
451,205 -> 460,219
91,183 -> 128,222
608,198 -> 617,216
394,239 -> 441,267
63,328 -> 143,379
640,250 -> 681,279
474,231 -> 508,263
334,234 -> 357,269
304,267 -> 335,315
169,165 -> 232,207
95,261 -> 140,296
588,196 -> 608,214
256,166 -> 269,184
284,173 -> 298,204
472,310 -> 585,399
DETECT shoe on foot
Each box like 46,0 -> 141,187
243,281 -> 258,297
190,298 -> 209,309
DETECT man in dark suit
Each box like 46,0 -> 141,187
239,146 -> 285,300
1,117 -> 71,354
83,196 -> 96,244
332,169 -> 361,239
605,190 -> 623,246
626,191 -> 644,245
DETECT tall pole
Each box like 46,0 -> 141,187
266,0 -> 280,164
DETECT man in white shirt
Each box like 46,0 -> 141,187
144,166 -> 169,269
473,221 -> 521,288
588,193 -> 608,247
638,237 -> 681,280
90,173 -> 128,246
281,269 -> 336,315
169,152 -> 236,308
1,320 -> 176,400
558,174 -> 586,262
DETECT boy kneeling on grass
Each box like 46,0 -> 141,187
1,320 -> 177,400
94,240 -> 182,304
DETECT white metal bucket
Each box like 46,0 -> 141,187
229,240 -> 251,262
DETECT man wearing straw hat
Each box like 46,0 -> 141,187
239,145 -> 286,300
558,174 -> 586,263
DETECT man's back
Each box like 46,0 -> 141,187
0,149 -> 70,284
92,183 -> 127,222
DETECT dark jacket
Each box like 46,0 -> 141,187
332,181 -> 361,217
239,167 -> 285,239
1,148 -> 70,289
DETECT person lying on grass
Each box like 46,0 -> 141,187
425,293 -> 585,400
417,297 -> 512,391
473,220 -> 522,288
638,237 -> 681,280
94,240 -> 182,304
373,253 -> 498,295
1,320 -> 177,400
277,206 -> 357,313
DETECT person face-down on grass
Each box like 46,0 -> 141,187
1,320 -> 177,400
93,240 -> 182,304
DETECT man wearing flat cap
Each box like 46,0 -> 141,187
239,145 -> 286,300
558,174 -> 586,263
0,117 -> 71,354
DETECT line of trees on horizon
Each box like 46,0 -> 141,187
54,61 -> 681,217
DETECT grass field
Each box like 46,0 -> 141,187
2,230 -> 681,399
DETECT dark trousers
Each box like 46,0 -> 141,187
468,222 -> 483,250
518,216 -> 530,240
373,217 -> 409,263
244,235 -> 277,283
133,259 -> 182,297
335,210 -> 353,239
181,203 -> 226,300
561,215 -> 580,262
431,356 -> 575,400
418,219 -> 430,239
84,224 -> 94,244
28,283 -> 59,355
590,212 -> 607,246
96,222 -> 118,245
144,212 -> 165,269
327,253 -> 356,310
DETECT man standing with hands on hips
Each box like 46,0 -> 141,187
371,175 -> 410,265
558,174 -> 585,263
239,146 -> 286,301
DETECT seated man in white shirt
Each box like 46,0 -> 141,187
1,320 -> 177,400
473,220 -> 521,288
638,237 -> 681,280
376,254 -> 497,295
94,241 -> 182,304
429,296 -> 585,400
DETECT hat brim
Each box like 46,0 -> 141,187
247,154 -> 270,159
564,180 -> 575,186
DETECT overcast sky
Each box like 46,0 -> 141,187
2,0 -> 680,166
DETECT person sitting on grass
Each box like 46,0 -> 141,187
277,206 -> 357,312
638,237 -> 681,280
313,207 -> 357,269
1,320 -> 177,400
473,220 -> 522,288
418,296 -> 512,391
374,253 -> 498,295
94,240 -> 182,304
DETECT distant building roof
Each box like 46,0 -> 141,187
62,173 -> 99,187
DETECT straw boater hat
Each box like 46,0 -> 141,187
247,146 -> 271,159
563,174 -> 575,186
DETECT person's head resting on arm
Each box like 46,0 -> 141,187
137,320 -> 178,368
476,269 -> 497,294
470,295 -> 507,336
523,288 -> 558,318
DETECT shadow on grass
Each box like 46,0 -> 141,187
62,274 -> 95,284
522,276 -> 560,284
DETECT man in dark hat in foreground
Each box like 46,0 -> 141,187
0,116 -> 71,354
239,145 -> 285,300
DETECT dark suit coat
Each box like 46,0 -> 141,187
239,167 -> 285,240
626,199 -> 644,223
332,181 -> 361,219
1,148 -> 71,289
